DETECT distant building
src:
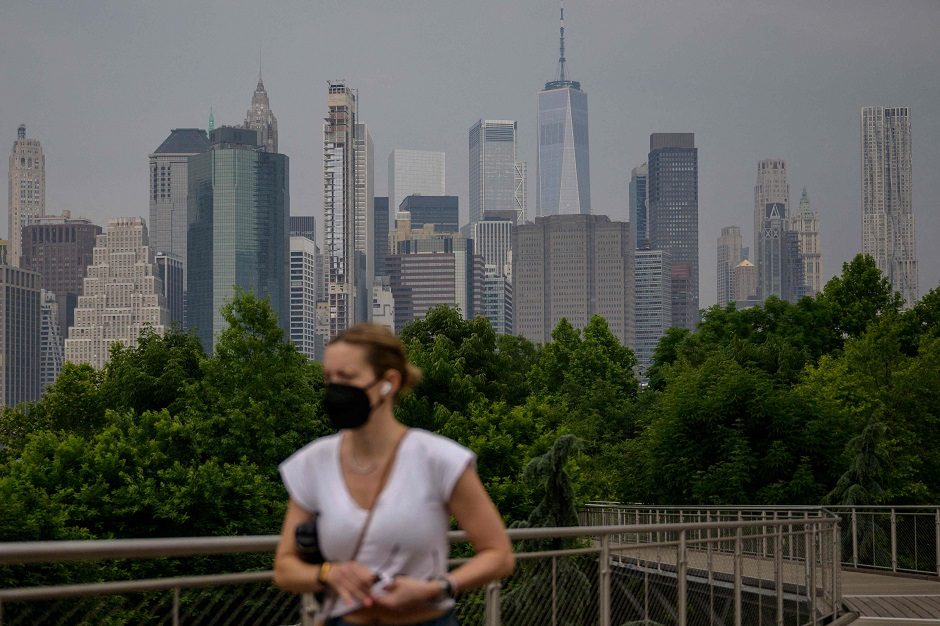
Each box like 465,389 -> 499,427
471,218 -> 514,278
372,278 -> 395,332
0,240 -> 7,265
758,202 -> 804,303
243,73 -> 278,153
470,120 -> 525,225
290,235 -> 319,360
629,163 -> 649,249
537,5 -> 590,217
791,188 -> 822,296
861,106 -> 917,305
373,197 -> 390,277
154,253 -> 184,327
482,265 -> 513,335
717,226 -> 744,307
513,214 -> 634,347
149,128 -> 210,283
39,289 -> 64,392
7,125 -> 45,267
648,133 -> 698,329
754,159 -> 791,300
0,265 -> 41,406
634,250 -> 671,378
354,123 -> 375,323
398,195 -> 459,233
290,216 -> 316,240
733,259 -> 758,304
187,126 -> 289,351
387,150 -> 445,212
65,218 -> 169,369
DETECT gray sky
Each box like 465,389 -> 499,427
2,0 -> 938,307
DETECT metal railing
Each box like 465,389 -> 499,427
0,515 -> 842,626
584,503 -> 940,578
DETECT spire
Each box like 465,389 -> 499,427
208,107 -> 215,133
557,0 -> 567,82
800,187 -> 811,214
17,124 -> 25,140
257,48 -> 265,91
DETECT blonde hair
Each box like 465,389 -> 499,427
328,324 -> 423,392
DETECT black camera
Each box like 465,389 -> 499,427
295,519 -> 325,564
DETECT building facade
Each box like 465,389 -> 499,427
469,120 -> 524,226
7,125 -> 46,267
861,106 -> 918,305
717,226 -> 744,307
290,235 -> 319,360
387,150 -> 445,212
634,249 -> 671,379
791,188 -> 822,296
0,265 -> 41,406
243,75 -> 278,153
398,195 -> 459,233
513,214 -> 634,347
187,127 -> 289,351
154,253 -> 184,327
354,123 -> 375,323
21,214 -> 102,341
537,7 -> 590,217
754,159 -> 790,298
647,133 -> 698,330
64,218 -> 169,369
758,201 -> 804,303
39,289 -> 64,392
471,218 -> 514,278
373,197 -> 389,278
149,128 -> 210,283
733,259 -> 759,304
482,265 -> 513,335
629,163 -> 649,249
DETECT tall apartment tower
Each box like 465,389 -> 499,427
22,214 -> 102,341
244,73 -> 278,153
648,133 -> 698,329
0,265 -> 41,406
354,123 -> 375,323
861,106 -> 918,305
290,235 -> 319,360
387,150 -> 445,211
324,83 -> 360,338
513,215 -> 633,347
65,218 -> 169,369
629,163 -> 649,249
754,159 -> 790,293
758,201 -> 805,303
7,125 -> 46,266
187,127 -> 289,351
148,128 -> 210,281
634,249 -> 671,379
537,5 -> 590,217
717,226 -> 744,307
469,120 -> 524,226
791,188 -> 822,296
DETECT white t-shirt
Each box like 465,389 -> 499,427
279,428 -> 475,618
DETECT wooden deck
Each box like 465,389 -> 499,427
843,569 -> 940,623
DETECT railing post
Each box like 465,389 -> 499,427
851,508 -> 858,568
734,525 -> 743,626
678,529 -> 688,626
832,520 -> 842,619
807,523 -> 817,621
599,534 -> 611,626
774,526 -> 783,626
300,592 -> 319,626
891,508 -> 898,572
484,580 -> 502,626
172,587 -> 180,626
935,509 -> 940,577
552,555 -> 558,626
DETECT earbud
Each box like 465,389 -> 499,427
380,381 -> 393,397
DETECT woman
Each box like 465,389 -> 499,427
275,324 -> 515,626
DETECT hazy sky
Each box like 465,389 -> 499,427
2,0 -> 938,306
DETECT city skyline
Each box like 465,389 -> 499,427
1,1 -> 939,306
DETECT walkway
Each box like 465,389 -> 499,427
842,570 -> 940,624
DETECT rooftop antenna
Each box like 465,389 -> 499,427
208,107 -> 215,133
558,0 -> 567,82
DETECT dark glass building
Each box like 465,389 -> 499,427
647,133 -> 698,330
398,195 -> 458,233
373,197 -> 389,277
187,127 -> 289,352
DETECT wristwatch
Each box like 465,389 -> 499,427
432,575 -> 456,600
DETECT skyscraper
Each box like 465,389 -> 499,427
65,218 -> 169,369
469,120 -> 523,225
733,259 -> 759,305
290,235 -> 319,360
148,128 -> 210,281
758,201 -> 804,303
717,226 -> 744,307
471,218 -> 514,277
754,159 -> 790,295
387,150 -> 445,212
187,127 -> 289,351
513,215 -> 633,347
154,253 -> 184,326
482,265 -> 513,335
398,195 -> 459,233
354,123 -> 375,323
324,83 -> 359,338
629,163 -> 648,249
7,125 -> 45,267
537,5 -> 590,217
791,188 -> 822,296
373,197 -> 390,278
22,214 -> 102,341
861,106 -> 918,305
648,133 -> 698,329
39,289 -> 64,392
244,72 -> 278,153
0,265 -> 41,406
634,250 -> 671,379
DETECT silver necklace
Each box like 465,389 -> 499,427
346,446 -> 379,475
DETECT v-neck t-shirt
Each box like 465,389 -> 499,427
279,429 -> 475,618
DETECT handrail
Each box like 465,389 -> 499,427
584,502 -> 940,511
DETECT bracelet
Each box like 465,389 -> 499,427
432,574 -> 457,599
318,561 -> 332,585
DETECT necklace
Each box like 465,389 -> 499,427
345,446 -> 380,475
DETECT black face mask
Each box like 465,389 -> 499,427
323,379 -> 383,430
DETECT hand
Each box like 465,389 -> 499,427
321,561 -> 377,607
373,576 -> 439,611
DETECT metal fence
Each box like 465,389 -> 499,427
584,503 -> 940,578
0,516 -> 842,626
